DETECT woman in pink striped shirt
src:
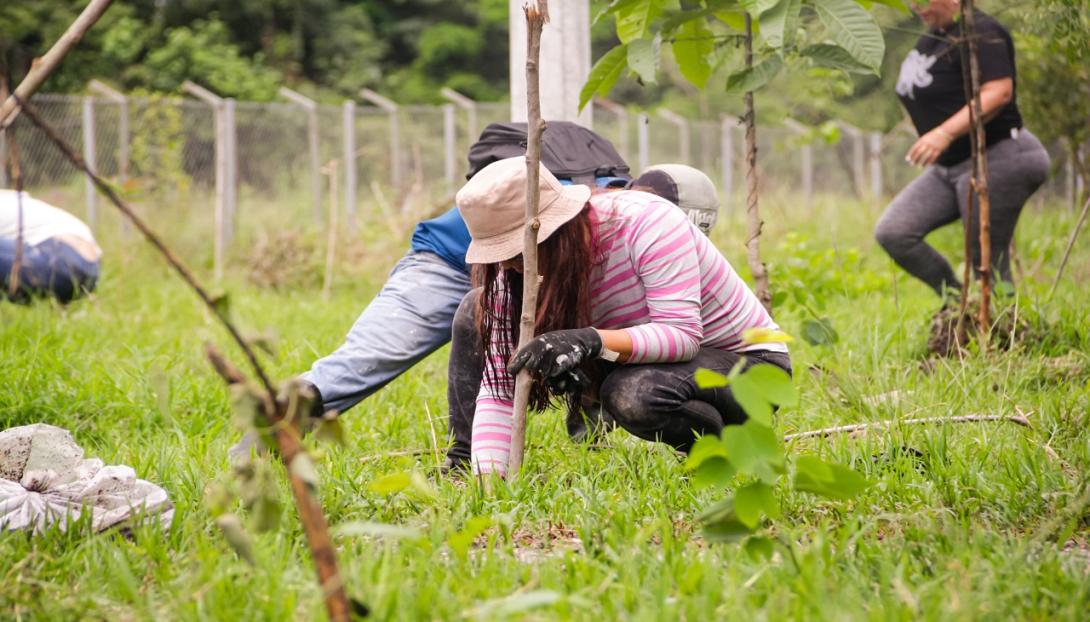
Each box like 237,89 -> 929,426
453,156 -> 790,476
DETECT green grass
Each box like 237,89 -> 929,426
2,192 -> 1089,620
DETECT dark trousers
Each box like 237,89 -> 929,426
874,130 -> 1050,297
0,237 -> 99,304
446,288 -> 792,461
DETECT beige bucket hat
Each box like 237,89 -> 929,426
456,156 -> 591,264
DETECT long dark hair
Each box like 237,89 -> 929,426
474,204 -> 598,410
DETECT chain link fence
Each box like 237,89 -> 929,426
1,93 -> 1078,277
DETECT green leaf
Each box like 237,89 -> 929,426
672,19 -> 714,88
742,363 -> 798,407
289,453 -> 320,491
794,455 -> 872,499
725,54 -> 784,95
811,0 -> 885,73
475,590 -> 564,617
694,367 -> 730,389
867,0 -> 909,12
722,421 -> 784,482
627,36 -> 660,84
615,0 -> 666,43
744,535 -> 776,561
369,471 -> 412,495
735,481 -> 781,526
800,43 -> 874,74
801,317 -> 840,345
215,513 -> 255,564
313,417 -> 346,446
694,456 -> 736,489
448,515 -> 493,560
250,495 -> 281,533
579,44 -> 629,111
728,372 -> 773,425
699,497 -> 754,542
684,433 -> 730,469
209,291 -> 231,318
334,521 -> 424,540
713,10 -> 747,32
758,0 -> 801,49
740,0 -> 780,15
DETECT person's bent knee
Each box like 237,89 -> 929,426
600,367 -> 667,433
452,288 -> 481,339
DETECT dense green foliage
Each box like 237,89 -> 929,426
0,0 -> 509,102
2,191 -> 1089,619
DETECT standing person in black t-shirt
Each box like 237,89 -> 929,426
874,0 -> 1050,299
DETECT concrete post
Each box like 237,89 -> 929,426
869,131 -> 882,198
441,87 -> 478,148
279,87 -> 322,223
88,80 -> 129,183
82,96 -> 96,230
360,89 -> 401,188
509,0 -> 591,125
342,101 -> 357,227
182,80 -> 226,281
720,117 -> 736,203
224,98 -> 238,242
443,103 -> 457,194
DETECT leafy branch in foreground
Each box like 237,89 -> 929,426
13,99 -> 360,622
686,329 -> 870,553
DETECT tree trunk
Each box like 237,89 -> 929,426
507,0 -> 550,479
743,13 -> 772,314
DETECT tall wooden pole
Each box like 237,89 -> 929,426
743,13 -> 772,313
507,0 -> 550,479
961,0 -> 992,334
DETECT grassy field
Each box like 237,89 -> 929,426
2,191 -> 1089,621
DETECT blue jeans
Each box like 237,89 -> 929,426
0,237 -> 99,303
303,251 -> 472,415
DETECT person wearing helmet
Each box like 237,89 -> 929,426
444,158 -> 787,476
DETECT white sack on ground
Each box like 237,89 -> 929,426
0,423 -> 174,533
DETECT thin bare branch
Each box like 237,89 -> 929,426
1049,192 -> 1090,299
783,413 -> 1032,442
742,13 -> 772,314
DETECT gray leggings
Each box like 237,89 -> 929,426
874,129 -> 1050,296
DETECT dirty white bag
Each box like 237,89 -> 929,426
0,424 -> 174,533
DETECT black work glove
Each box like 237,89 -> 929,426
509,328 -> 602,393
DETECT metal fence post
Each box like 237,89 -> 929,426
443,103 -> 457,194
441,87 -> 478,148
657,108 -> 690,164
342,100 -> 357,228
82,95 -> 97,230
869,131 -> 882,198
637,112 -> 649,173
224,98 -> 238,242
182,81 -> 227,281
279,87 -> 322,223
361,89 -> 401,189
720,117 -> 735,204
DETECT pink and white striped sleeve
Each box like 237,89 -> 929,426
621,202 -> 704,364
471,285 -> 516,477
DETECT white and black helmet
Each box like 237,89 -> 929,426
627,164 -> 721,235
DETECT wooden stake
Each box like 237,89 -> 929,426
0,0 -> 114,129
961,0 -> 992,335
742,13 -> 772,314
507,0 -> 550,479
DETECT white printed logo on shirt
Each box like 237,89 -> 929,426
896,49 -> 937,100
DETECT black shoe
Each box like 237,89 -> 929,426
440,454 -> 470,477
